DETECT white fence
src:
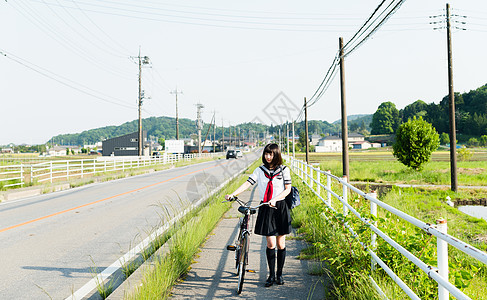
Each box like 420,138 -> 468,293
286,155 -> 487,300
0,152 -> 224,188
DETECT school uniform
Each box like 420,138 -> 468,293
247,165 -> 292,236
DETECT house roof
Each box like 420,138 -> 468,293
349,132 -> 364,137
320,136 -> 341,141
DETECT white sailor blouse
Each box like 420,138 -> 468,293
247,165 -> 292,203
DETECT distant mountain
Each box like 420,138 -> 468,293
48,114 -> 373,146
48,116 -> 269,146
333,114 -> 372,131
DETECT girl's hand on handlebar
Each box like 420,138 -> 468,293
225,194 -> 234,201
268,199 -> 278,207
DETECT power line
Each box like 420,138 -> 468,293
9,0 -> 133,79
295,0 -> 407,122
0,49 -> 134,109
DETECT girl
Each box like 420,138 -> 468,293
226,143 -> 292,287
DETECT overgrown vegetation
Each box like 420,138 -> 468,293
290,165 -> 487,299
126,160 -> 260,299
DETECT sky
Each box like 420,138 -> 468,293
1,0 -> 487,145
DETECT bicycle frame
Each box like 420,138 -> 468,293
225,196 -> 273,294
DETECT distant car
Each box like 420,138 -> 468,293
226,150 -> 237,159
236,150 -> 243,158
152,151 -> 161,158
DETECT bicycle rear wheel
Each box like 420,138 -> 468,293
237,233 -> 249,294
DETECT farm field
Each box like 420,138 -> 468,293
294,149 -> 487,186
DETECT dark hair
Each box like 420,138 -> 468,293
262,143 -> 282,169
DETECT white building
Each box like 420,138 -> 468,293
315,136 -> 342,152
48,145 -> 81,156
310,133 -> 322,146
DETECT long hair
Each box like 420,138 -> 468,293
262,143 -> 282,169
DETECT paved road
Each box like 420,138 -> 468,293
0,152 -> 259,299
170,188 -> 327,300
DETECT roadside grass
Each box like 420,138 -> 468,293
291,168 -> 487,299
379,187 -> 487,299
291,176 -> 380,299
126,160 -> 260,300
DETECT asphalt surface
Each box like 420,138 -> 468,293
170,187 -> 327,300
0,152 -> 259,299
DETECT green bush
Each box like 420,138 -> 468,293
458,146 -> 473,161
467,138 -> 479,148
480,135 -> 487,147
440,132 -> 450,145
393,117 -> 439,171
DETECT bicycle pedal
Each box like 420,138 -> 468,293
246,269 -> 256,273
226,245 -> 236,251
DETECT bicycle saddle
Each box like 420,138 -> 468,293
238,206 -> 257,215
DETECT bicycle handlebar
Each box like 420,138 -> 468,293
223,196 -> 277,209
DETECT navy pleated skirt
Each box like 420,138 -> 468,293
254,199 -> 291,236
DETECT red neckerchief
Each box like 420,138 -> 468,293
260,166 -> 282,203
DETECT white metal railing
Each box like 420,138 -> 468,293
285,155 -> 487,300
0,164 -> 24,188
0,152 -> 225,187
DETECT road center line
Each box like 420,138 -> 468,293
0,160 -> 231,233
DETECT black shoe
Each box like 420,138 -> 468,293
265,276 -> 275,287
276,275 -> 284,285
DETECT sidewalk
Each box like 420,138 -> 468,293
170,188 -> 327,299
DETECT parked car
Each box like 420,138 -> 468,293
226,150 -> 237,159
236,150 -> 243,158
152,151 -> 161,158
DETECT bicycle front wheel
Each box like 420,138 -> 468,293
237,233 -> 249,294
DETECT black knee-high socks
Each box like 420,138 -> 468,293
266,247 -> 275,278
277,248 -> 286,277
266,247 -> 287,278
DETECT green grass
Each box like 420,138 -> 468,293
126,160 -> 260,299
298,150 -> 487,186
378,187 -> 487,299
290,161 -> 487,299
291,176 -> 380,299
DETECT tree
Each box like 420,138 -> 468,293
371,101 -> 401,135
480,135 -> 487,147
467,138 -> 479,148
401,100 -> 428,122
440,132 -> 450,145
393,117 -> 439,171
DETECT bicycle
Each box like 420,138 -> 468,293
225,196 -> 274,294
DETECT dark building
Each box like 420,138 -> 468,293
102,131 -> 147,156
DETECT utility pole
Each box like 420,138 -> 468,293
213,111 -> 216,153
292,121 -> 295,158
196,103 -> 204,156
286,123 -> 289,157
279,126 -> 282,151
304,97 -> 309,164
339,37 -> 349,180
132,47 -> 150,156
170,88 -> 183,140
221,119 -> 225,152
446,3 -> 458,192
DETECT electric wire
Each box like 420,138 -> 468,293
11,0 -> 133,79
0,49 -> 134,109
67,0 -> 133,55
22,0 -> 372,33
295,0 -> 407,123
